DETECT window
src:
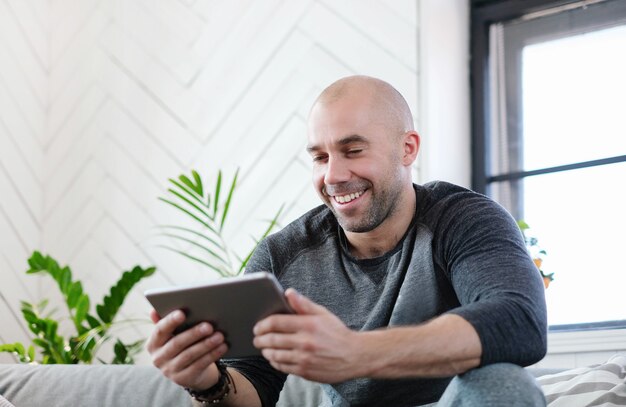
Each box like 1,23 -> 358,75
471,0 -> 626,329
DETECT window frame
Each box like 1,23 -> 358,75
470,0 -> 626,332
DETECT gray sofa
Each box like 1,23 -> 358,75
4,361 -> 621,406
0,364 -> 323,407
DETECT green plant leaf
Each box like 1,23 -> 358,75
192,170 -> 203,197
27,251 -> 46,272
113,339 -> 128,364
67,281 -> 82,308
75,295 -> 90,324
158,169 -> 284,278
156,245 -> 231,277
37,298 -> 49,310
219,169 -> 239,232
32,338 -> 47,348
97,266 -> 156,324
167,188 -> 213,221
157,225 -> 224,252
110,339 -> 145,364
160,233 -> 229,266
45,319 -> 58,339
178,173 -> 201,196
96,304 -> 110,324
59,267 -> 72,293
168,178 -> 209,209
158,198 -> 216,233
238,205 -> 283,273
213,170 -> 222,219
85,314 -> 102,331
0,343 -> 32,363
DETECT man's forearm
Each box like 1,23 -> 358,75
355,314 -> 482,379
190,368 -> 262,407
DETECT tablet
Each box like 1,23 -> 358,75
144,272 -> 293,358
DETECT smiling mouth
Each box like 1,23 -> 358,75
332,190 -> 365,204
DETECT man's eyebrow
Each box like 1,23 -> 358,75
306,135 -> 369,153
337,134 -> 369,146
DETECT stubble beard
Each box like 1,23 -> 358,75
326,180 -> 402,233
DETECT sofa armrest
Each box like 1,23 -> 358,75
0,364 -> 192,407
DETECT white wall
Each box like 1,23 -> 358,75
0,0 -> 48,356
0,0 -> 419,363
418,0 -> 471,187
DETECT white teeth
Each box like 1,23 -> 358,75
333,190 -> 363,204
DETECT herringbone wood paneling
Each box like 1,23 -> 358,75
0,0 -> 49,361
1,0 -> 418,363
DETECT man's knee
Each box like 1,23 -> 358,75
438,363 -> 546,407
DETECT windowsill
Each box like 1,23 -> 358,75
547,328 -> 626,354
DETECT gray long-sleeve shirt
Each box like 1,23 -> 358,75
225,181 -> 547,406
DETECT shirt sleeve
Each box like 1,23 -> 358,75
222,239 -> 288,407
434,190 -> 548,367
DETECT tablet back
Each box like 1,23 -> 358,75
145,272 -> 292,358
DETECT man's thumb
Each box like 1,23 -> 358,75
286,288 -> 326,315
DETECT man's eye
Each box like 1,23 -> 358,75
347,149 -> 362,156
312,155 -> 327,162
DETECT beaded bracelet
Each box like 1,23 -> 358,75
185,361 -> 236,404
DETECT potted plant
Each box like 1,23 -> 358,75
0,252 -> 155,364
517,220 -> 554,288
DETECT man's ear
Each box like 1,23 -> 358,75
402,131 -> 420,166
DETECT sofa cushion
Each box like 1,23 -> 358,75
537,354 -> 626,406
0,394 -> 16,407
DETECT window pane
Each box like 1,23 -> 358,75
521,162 -> 626,326
523,24 -> 626,171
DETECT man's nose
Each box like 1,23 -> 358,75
324,157 -> 351,185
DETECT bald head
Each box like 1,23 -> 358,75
311,75 -> 414,135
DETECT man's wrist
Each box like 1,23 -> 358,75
185,361 -> 234,404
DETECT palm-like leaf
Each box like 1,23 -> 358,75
158,169 -> 281,277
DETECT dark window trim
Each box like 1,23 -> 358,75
470,0 -> 582,194
487,154 -> 626,183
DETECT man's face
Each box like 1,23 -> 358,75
306,94 -> 406,233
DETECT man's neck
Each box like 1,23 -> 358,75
345,186 -> 416,259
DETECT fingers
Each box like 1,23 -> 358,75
261,347 -> 299,364
170,350 -> 223,387
150,308 -> 161,324
146,310 -> 186,352
154,322 -> 219,365
160,330 -> 227,378
285,289 -> 327,315
253,331 -> 306,351
146,314 -> 229,390
254,314 -> 310,336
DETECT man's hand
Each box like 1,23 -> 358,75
253,288 -> 362,383
146,309 -> 228,391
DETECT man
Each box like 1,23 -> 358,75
147,76 -> 548,406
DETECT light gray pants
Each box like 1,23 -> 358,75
306,362 -> 546,407
422,363 -> 547,407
